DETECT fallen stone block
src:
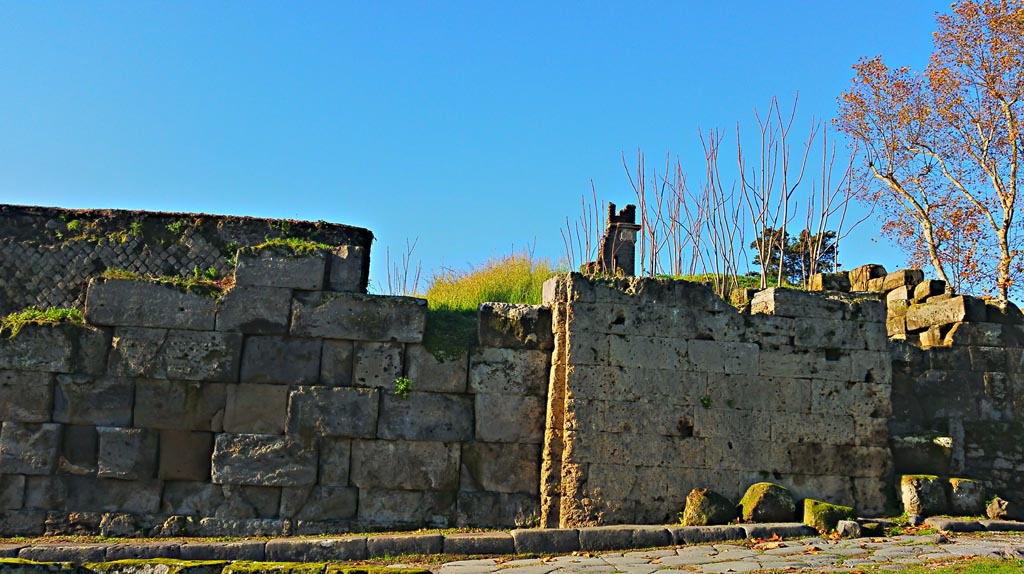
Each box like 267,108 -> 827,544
849,264 -> 887,291
477,303 -> 553,350
510,528 -> 579,554
803,499 -> 854,533
215,286 -> 292,334
949,477 -> 986,516
987,496 -> 1024,520
234,245 -> 327,290
365,534 -> 443,558
85,278 -> 215,330
263,537 -> 367,562
880,269 -> 924,292
905,296 -> 987,332
901,475 -> 947,517
442,532 -> 514,555
836,520 -> 861,538
808,272 -> 851,292
985,300 -> 1024,325
290,291 -> 426,343
668,525 -> 745,544
737,483 -> 796,523
210,434 -> 317,487
913,280 -> 947,303
681,488 -> 736,526
0,544 -> 25,558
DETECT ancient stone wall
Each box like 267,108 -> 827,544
541,274 -> 894,528
0,245 -> 550,536
0,204 -> 373,315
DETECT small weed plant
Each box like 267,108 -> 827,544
393,377 -> 413,398
101,268 -> 232,299
254,237 -> 332,256
1,307 -> 85,338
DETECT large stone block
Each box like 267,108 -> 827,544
791,319 -> 868,351
811,380 -> 892,419
319,340 -> 354,386
0,511 -> 44,536
709,374 -> 810,414
808,272 -> 851,292
161,481 -> 225,516
694,408 -> 772,440
290,291 -> 426,343
758,345 -> 853,382
215,286 -> 292,334
881,269 -> 925,292
404,344 -> 467,393
0,474 -> 25,510
52,374 -> 133,426
566,365 -> 706,403
350,440 -> 459,491
849,264 -> 887,291
318,438 -> 351,486
351,342 -> 403,388
240,336 -> 321,385
461,442 -> 540,494
107,327 -> 242,382
134,379 -> 226,431
771,413 -> 856,446
687,340 -> 759,374
97,427 -> 158,480
158,430 -> 214,481
328,244 -> 368,293
217,485 -> 281,519
377,392 -> 473,441
63,476 -> 162,514
85,278 -> 216,330
750,288 -> 847,319
477,303 -> 553,351
224,384 -> 288,434
0,324 -> 109,374
356,488 -> 456,528
280,485 -> 358,520
906,296 -> 987,332
58,424 -> 97,475
475,394 -> 545,443
468,348 -> 549,396
211,433 -> 317,487
0,370 -> 54,423
286,386 -> 378,439
607,334 -> 687,369
0,422 -> 60,475
234,245 -> 327,290
457,492 -> 541,528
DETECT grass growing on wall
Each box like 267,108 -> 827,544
421,252 -> 558,361
0,306 -> 84,337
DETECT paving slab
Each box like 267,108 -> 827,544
179,541 -> 266,561
443,533 -> 514,556
18,544 -> 108,563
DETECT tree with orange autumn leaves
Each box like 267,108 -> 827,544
836,0 -> 1023,301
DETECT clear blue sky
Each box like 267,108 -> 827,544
0,1 -> 947,292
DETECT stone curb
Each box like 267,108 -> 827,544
7,520 -> 1024,565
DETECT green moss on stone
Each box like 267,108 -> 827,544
738,482 -> 796,522
247,237 -> 332,257
422,307 -> 477,362
0,558 -> 83,574
85,559 -> 229,574
325,567 -> 432,574
803,498 -> 855,533
223,561 -> 327,574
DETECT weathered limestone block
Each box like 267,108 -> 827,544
0,324 -> 109,374
85,278 -> 215,330
468,348 -> 549,396
286,386 -> 379,439
945,322 -> 1024,347
807,272 -> 851,292
460,442 -> 540,494
737,482 -> 795,522
404,344 -> 467,393
328,244 -> 367,293
350,440 -> 459,491
680,488 -> 736,526
849,264 -> 887,291
96,427 -> 157,480
107,327 -> 242,382
803,499 -> 854,533
607,334 -> 687,369
0,370 -> 54,423
319,339 -> 354,386
318,438 -> 351,486
475,394 -> 545,443
133,379 -> 226,431
704,438 -> 782,473
0,422 -> 60,475
240,336 -> 321,385
224,384 -> 288,434
366,533 -> 443,558
158,430 -> 213,480
263,536 -> 365,561
478,303 -> 553,351
913,280 -> 947,303
791,319 -> 870,351
757,346 -> 851,382
29,476 -> 161,514
811,380 -> 891,419
211,433 -> 317,487
352,342 -> 403,388
750,288 -> 847,319
900,475 -> 947,516
905,296 -> 987,332
886,314 -> 908,338
161,482 -> 225,516
215,286 -> 292,334
886,285 -> 912,303
949,478 -> 986,516
694,408 -> 771,440
879,269 -> 925,292
771,413 -> 856,446
730,288 -> 759,307
51,375 -> 133,426
0,474 -> 25,509
234,245 -> 327,290
216,485 -> 281,519
987,495 -> 1024,520
357,488 -> 457,528
377,392 -> 473,441
705,374 -> 810,414
784,444 -> 892,478
59,424 -> 97,476
457,492 -> 540,528
280,485 -> 358,521
290,291 -> 426,343
0,510 -> 44,535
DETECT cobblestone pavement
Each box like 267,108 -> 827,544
432,532 -> 1024,573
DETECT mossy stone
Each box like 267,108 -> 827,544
737,482 -> 795,523
900,474 -> 947,517
0,559 -> 83,574
681,487 -> 736,526
223,562 -> 328,574
84,560 -> 230,574
948,477 -> 986,516
803,498 -> 855,533
325,567 -> 433,574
